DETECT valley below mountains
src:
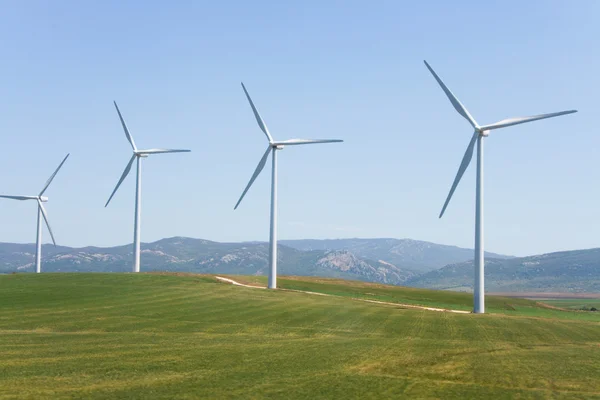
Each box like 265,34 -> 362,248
0,237 -> 598,293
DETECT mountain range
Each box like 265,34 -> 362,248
0,237 -> 443,284
0,237 -> 597,292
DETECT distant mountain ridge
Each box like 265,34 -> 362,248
0,237 -> 420,285
1,237 -> 597,293
0,236 -> 503,284
281,238 -> 512,273
406,248 -> 600,293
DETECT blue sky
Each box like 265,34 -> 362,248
0,0 -> 597,256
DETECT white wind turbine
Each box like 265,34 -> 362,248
235,83 -> 343,289
424,60 -> 577,314
0,154 -> 69,273
105,101 -> 191,273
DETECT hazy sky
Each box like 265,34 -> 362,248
0,1 -> 597,256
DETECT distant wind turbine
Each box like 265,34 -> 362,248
424,60 -> 577,314
0,154 -> 69,273
235,83 -> 343,289
105,102 -> 191,273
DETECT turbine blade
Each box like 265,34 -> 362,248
241,82 -> 273,142
479,110 -> 578,131
439,132 -> 478,218
37,200 -> 56,246
234,146 -> 272,210
136,148 -> 191,155
273,139 -> 343,146
424,60 -> 478,129
105,155 -> 136,207
39,153 -> 70,196
114,101 -> 137,151
0,195 -> 37,200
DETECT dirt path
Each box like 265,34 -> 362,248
214,276 -> 266,289
215,276 -> 471,314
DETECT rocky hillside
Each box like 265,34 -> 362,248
281,238 -> 512,273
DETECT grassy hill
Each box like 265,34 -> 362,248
228,275 -> 600,321
1,273 -> 599,399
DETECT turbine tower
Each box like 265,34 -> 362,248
235,83 -> 343,289
0,154 -> 69,273
424,60 -> 577,314
105,101 -> 191,273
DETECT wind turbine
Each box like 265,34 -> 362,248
424,60 -> 577,314
0,154 -> 69,273
105,101 -> 191,273
235,83 -> 343,289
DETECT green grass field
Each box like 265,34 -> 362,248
229,275 -> 600,322
1,273 -> 599,399
543,299 -> 600,311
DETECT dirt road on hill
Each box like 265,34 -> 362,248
215,276 -> 471,314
